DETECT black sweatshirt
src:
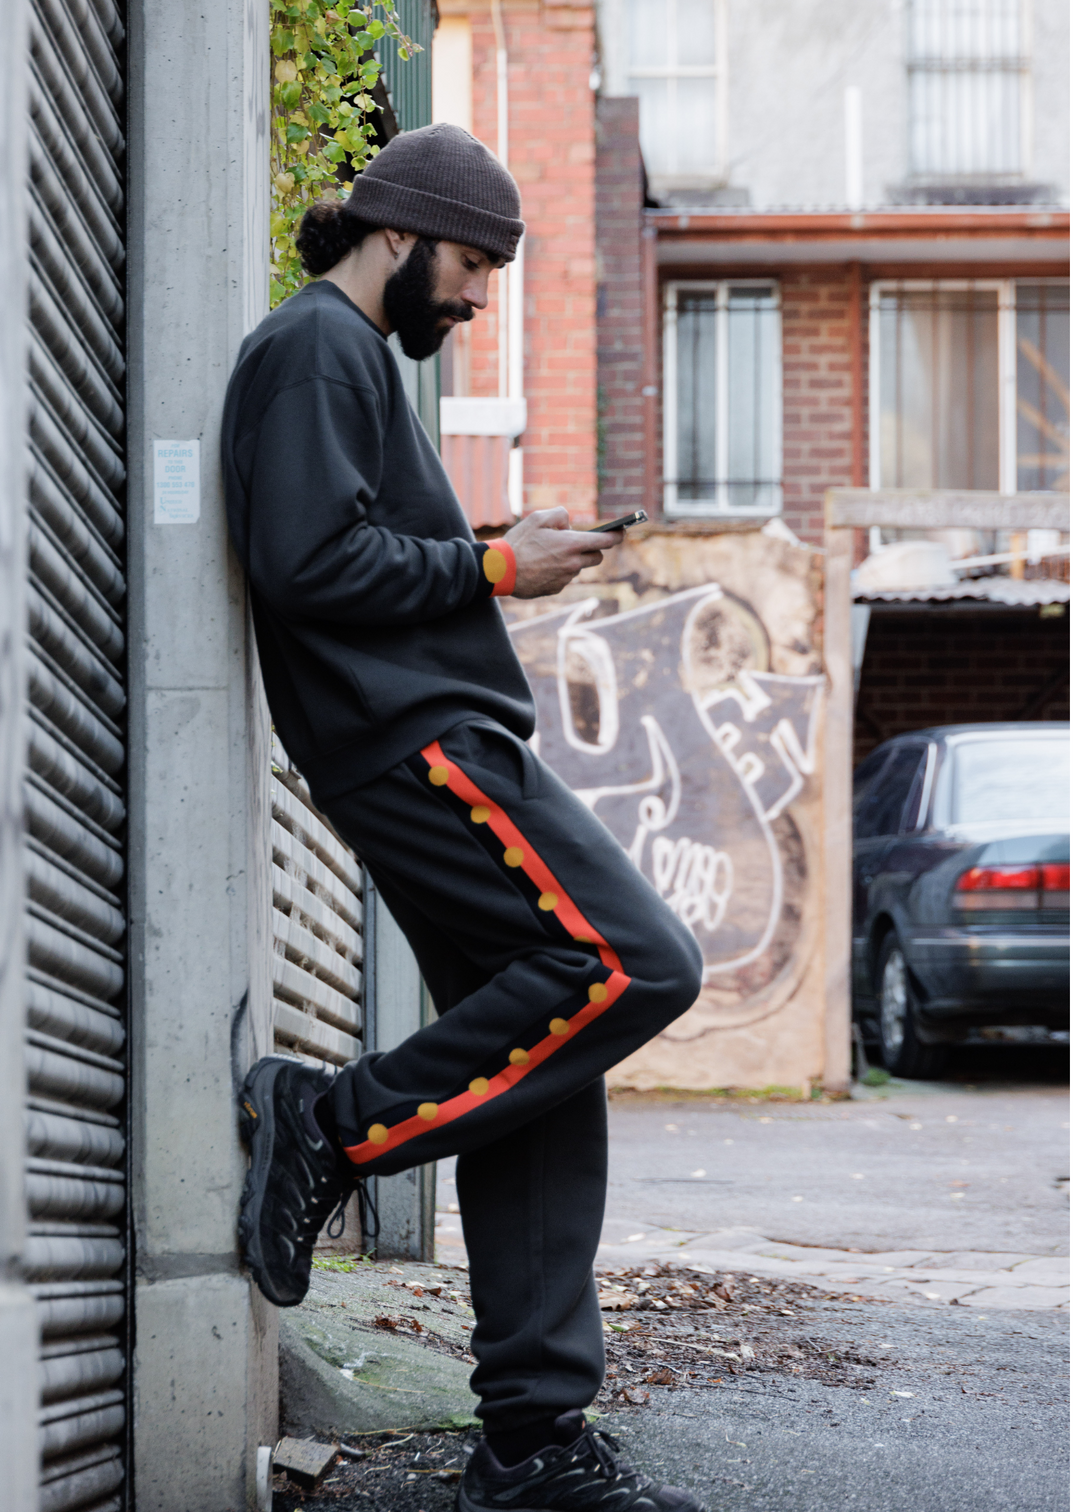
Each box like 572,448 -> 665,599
222,280 -> 535,799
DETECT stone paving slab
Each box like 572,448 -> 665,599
435,1207 -> 1068,1311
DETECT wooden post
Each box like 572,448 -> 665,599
822,493 -> 854,1090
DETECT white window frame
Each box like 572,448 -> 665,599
605,0 -> 728,189
662,279 -> 782,518
869,279 -> 1017,493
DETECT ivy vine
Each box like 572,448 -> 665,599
270,0 -> 420,307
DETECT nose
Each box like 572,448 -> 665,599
463,269 -> 492,312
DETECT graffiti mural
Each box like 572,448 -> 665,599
504,531 -> 827,1081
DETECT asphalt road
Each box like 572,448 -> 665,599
282,1293 -> 1067,1512
601,1059 -> 1069,1256
606,1295 -> 1068,1512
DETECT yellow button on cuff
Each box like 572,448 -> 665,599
549,1018 -> 569,1036
368,1124 -> 389,1145
483,548 -> 508,584
428,765 -> 449,786
469,1077 -> 490,1097
471,805 -> 491,824
504,847 -> 523,868
588,983 -> 609,1003
538,892 -> 559,911
509,1048 -> 530,1066
417,1103 -> 439,1122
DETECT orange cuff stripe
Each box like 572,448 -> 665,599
421,741 -> 623,974
482,539 -> 517,597
342,970 -> 631,1166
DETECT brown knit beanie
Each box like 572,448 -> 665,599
345,123 -> 524,261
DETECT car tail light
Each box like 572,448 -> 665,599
956,866 -> 1040,892
955,862 -> 1070,910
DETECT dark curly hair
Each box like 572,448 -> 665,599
294,199 -> 378,276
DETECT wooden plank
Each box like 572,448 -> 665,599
826,488 -> 1070,532
273,1437 -> 339,1489
821,525 -> 854,1091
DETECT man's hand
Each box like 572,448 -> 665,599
502,508 -> 623,599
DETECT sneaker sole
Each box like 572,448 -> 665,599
237,1056 -> 303,1308
456,1491 -> 566,1512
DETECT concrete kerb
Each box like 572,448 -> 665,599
280,1262 -> 481,1437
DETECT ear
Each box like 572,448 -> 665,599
384,228 -> 418,260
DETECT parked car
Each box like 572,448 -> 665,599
851,723 -> 1069,1077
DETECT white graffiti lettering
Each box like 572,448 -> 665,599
652,836 -> 734,932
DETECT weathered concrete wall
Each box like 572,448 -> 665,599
505,525 -> 829,1090
126,0 -> 277,1505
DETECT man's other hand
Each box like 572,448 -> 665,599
502,508 -> 623,599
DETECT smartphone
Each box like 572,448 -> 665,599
589,510 -> 648,533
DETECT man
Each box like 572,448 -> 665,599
223,123 -> 704,1512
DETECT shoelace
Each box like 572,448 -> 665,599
577,1423 -> 622,1480
326,1178 -> 380,1243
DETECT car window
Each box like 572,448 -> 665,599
898,745 -> 931,833
857,745 -> 927,839
950,736 -> 1070,826
852,747 -> 894,836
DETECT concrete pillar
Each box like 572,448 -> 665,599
0,1 -> 42,1505
126,0 -> 276,1506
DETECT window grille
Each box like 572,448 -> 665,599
663,282 -> 782,516
624,0 -> 720,181
908,0 -> 1028,179
870,279 -> 1069,494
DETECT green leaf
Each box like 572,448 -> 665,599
280,80 -> 302,108
367,18 -> 384,36
285,122 -> 311,143
323,140 -> 346,162
398,44 -> 408,57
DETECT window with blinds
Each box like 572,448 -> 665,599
871,279 -> 1070,494
908,0 -> 1028,181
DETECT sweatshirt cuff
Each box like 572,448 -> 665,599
471,539 -> 517,599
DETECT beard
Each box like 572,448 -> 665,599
383,237 -> 474,360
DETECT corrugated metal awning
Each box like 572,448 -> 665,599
855,578 -> 1070,606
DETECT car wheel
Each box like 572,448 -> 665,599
875,931 -> 946,1080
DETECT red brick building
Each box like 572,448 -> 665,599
434,0 -> 599,525
431,8 -> 1069,748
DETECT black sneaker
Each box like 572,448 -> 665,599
457,1411 -> 706,1512
238,1056 -> 354,1307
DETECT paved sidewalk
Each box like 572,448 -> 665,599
435,1074 -> 1069,1312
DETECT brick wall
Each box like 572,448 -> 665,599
854,608 -> 1070,764
780,267 -> 862,546
596,97 -> 645,519
464,0 -> 598,522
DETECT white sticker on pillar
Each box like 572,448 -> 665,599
153,440 -> 201,523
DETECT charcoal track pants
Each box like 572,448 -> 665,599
313,717 -> 703,1432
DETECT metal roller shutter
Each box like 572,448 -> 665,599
270,732 -> 365,1071
23,0 -> 128,1508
